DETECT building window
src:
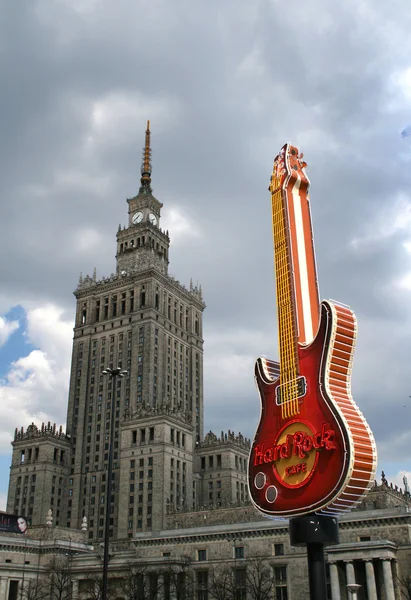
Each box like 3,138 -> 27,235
274,566 -> 288,600
234,546 -> 244,559
274,543 -> 284,556
197,570 -> 208,600
197,549 -> 207,561
234,569 -> 247,600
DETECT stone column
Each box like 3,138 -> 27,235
364,560 -> 377,600
0,577 -> 8,600
345,561 -> 356,585
329,563 -> 341,600
382,559 -> 395,600
71,580 -> 79,600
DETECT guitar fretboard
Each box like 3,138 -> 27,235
271,183 -> 300,418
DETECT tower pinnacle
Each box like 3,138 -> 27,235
140,120 -> 152,191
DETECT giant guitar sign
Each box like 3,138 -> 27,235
248,144 -> 377,517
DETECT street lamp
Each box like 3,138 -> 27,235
101,367 -> 127,600
346,583 -> 361,600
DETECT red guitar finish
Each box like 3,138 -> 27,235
248,144 -> 377,517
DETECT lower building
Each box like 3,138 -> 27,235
0,478 -> 410,599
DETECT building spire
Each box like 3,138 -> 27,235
140,120 -> 152,191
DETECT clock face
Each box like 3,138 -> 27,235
149,213 -> 158,225
132,211 -> 143,224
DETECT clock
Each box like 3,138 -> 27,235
149,213 -> 158,226
132,211 -> 143,224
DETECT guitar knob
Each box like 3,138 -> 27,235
254,472 -> 266,490
266,485 -> 278,503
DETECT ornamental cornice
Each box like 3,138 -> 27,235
13,422 -> 70,444
74,268 -> 205,309
122,404 -> 194,429
0,542 -> 89,556
197,430 -> 251,451
339,513 -> 411,530
116,221 -> 169,242
132,525 -> 289,548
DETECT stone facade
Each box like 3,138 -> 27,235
194,431 -> 251,509
0,484 -> 410,599
7,423 -> 70,527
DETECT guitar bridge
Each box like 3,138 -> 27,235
276,376 -> 307,405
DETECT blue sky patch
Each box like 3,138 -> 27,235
0,306 -> 37,380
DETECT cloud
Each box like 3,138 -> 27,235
85,91 -> 180,152
204,326 -> 277,436
350,193 -> 411,250
72,227 -> 103,253
1,0 -> 411,499
388,470 -> 411,492
0,305 -> 72,454
0,317 -> 19,348
161,206 -> 202,245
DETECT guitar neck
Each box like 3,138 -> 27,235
271,144 -> 321,384
271,186 -> 299,382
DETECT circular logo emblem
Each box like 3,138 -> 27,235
273,421 -> 319,489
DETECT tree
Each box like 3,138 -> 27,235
119,562 -> 195,600
46,557 -> 72,600
398,574 -> 411,599
164,563 -> 195,600
20,577 -> 49,600
207,558 -> 276,600
207,565 -> 236,600
118,565 -> 163,600
244,557 -> 276,600
82,576 -> 116,600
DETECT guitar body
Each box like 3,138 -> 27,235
248,300 -> 377,517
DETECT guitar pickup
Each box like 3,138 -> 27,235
276,376 -> 307,405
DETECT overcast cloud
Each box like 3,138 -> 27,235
1,0 -> 411,504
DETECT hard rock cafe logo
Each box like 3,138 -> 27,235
253,421 -> 336,488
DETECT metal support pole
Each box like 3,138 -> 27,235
101,367 -> 127,600
307,542 -> 327,600
290,513 -> 339,600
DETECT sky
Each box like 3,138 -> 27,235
1,0 -> 411,509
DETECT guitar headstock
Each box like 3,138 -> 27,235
269,144 -> 310,193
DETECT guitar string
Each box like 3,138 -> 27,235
284,188 -> 299,416
272,186 -> 287,418
273,186 -> 291,418
275,191 -> 293,418
272,174 -> 300,419
276,195 -> 293,417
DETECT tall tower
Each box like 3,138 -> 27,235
64,122 -> 205,539
7,122 -> 205,540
